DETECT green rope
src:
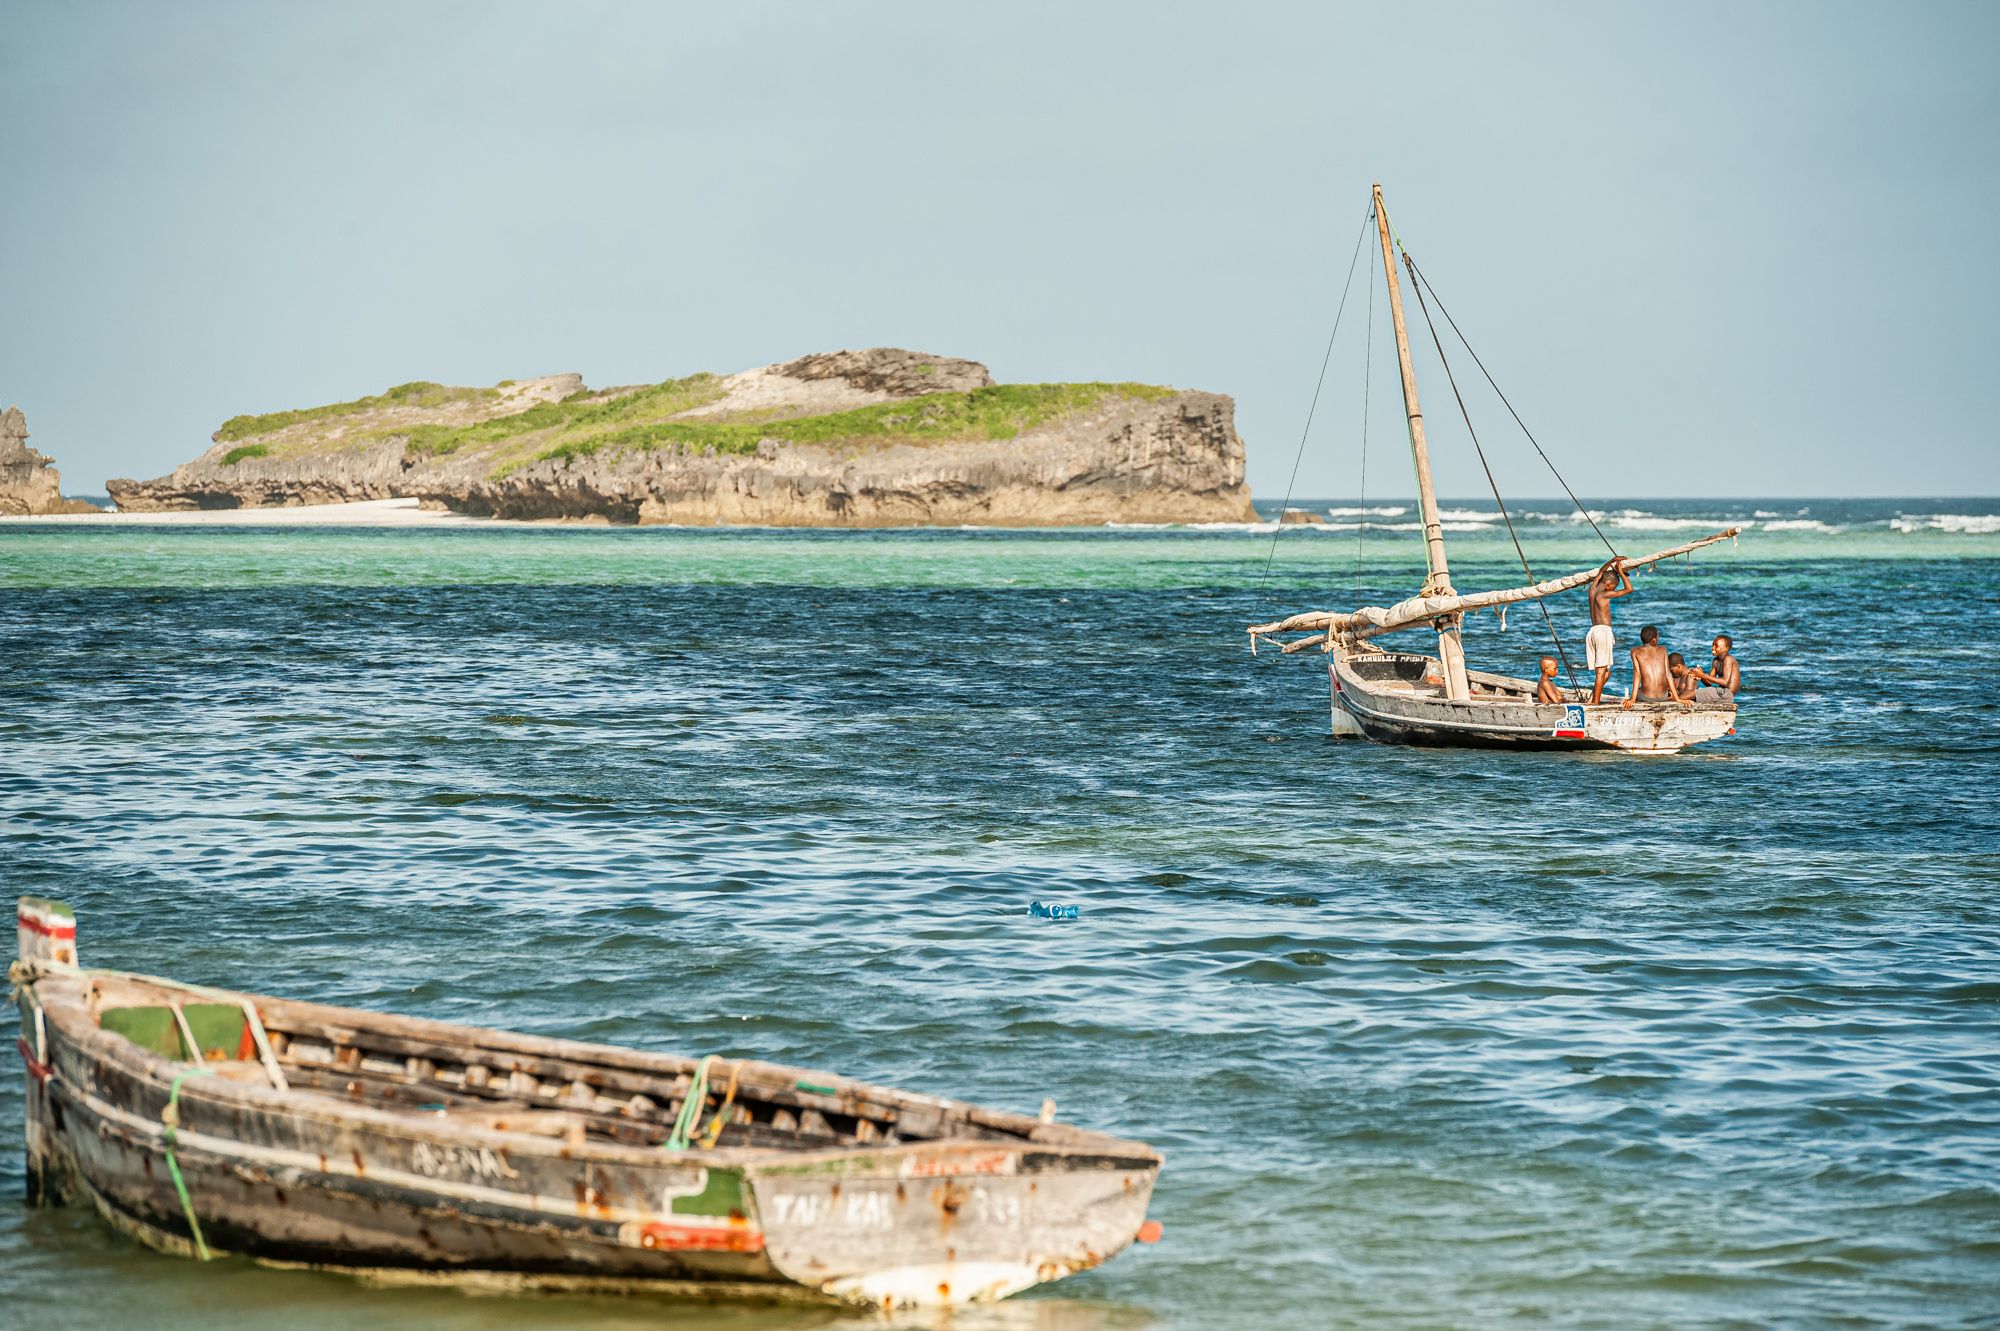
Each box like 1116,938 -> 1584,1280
664,1055 -> 717,1152
1381,201 -> 1408,257
162,1066 -> 216,1259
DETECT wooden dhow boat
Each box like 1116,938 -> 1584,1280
11,897 -> 1162,1310
1248,185 -> 1740,755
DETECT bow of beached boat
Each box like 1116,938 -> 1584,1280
11,896 -> 1162,1310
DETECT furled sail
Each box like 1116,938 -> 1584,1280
1249,528 -> 1739,654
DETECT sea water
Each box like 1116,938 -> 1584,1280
1,499 -> 1995,1330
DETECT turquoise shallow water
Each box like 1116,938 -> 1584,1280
2,499 -> 1997,1330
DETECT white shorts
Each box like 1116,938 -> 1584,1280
1586,623 -> 1616,672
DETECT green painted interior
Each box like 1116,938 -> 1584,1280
670,1167 -> 747,1218
99,1003 -> 246,1062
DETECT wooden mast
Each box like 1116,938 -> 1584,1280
1371,183 -> 1470,701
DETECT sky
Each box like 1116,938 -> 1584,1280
3,0 -> 1996,498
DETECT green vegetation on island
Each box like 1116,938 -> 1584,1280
216,381 -> 499,442
504,381 -> 1175,473
401,375 -> 729,460
213,370 -> 1176,480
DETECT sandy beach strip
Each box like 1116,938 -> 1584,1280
0,498 -> 492,526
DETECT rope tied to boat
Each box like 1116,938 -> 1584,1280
702,1060 -> 744,1149
665,1055 -> 718,1151
162,1065 -> 217,1260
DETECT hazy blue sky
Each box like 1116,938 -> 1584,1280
4,1 -> 1996,497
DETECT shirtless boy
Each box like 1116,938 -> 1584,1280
1686,634 -> 1741,702
1586,557 -> 1632,704
1535,655 -> 1564,704
1668,652 -> 1696,699
1622,625 -> 1693,709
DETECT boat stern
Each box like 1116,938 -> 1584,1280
749,1140 -> 1160,1309
1584,701 -> 1737,753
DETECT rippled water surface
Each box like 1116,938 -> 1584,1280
2,500 -> 1997,1330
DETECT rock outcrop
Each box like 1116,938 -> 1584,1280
0,407 -> 100,515
108,350 -> 1257,525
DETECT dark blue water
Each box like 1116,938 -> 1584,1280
2,502 -> 1997,1329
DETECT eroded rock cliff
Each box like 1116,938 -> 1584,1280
107,350 -> 1257,525
0,407 -> 99,515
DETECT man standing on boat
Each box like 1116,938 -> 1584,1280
1585,557 -> 1632,704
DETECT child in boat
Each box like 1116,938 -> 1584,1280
1536,655 -> 1564,704
1668,652 -> 1698,700
1623,625 -> 1693,709
1586,557 -> 1633,704
1685,634 -> 1741,702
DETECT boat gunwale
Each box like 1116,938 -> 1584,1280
1336,652 -> 1738,723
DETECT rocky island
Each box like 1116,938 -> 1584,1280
107,349 -> 1257,525
1,407 -> 100,515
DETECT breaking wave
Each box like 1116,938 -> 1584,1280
1889,514 -> 2000,534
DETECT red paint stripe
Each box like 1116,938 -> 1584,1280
17,1036 -> 51,1084
635,1222 -> 765,1254
17,913 -> 76,941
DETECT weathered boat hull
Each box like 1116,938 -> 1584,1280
13,901 -> 1160,1310
1330,653 -> 1736,754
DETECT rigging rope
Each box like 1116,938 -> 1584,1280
1403,255 -> 1619,559
1402,252 -> 1582,689
1252,205 -> 1375,624
1357,233 -> 1373,585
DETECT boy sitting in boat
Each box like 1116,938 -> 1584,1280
1684,634 -> 1741,702
1586,557 -> 1633,704
1536,655 -> 1565,704
1668,652 -> 1697,699
1623,625 -> 1693,709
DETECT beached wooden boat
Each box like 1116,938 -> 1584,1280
11,897 -> 1162,1310
1248,186 -> 1740,754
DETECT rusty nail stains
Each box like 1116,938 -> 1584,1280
937,1283 -> 951,1299
350,1150 -> 366,1176
829,1182 -> 841,1201
317,1153 -> 329,1173
894,1183 -> 906,1203
273,1187 -> 288,1207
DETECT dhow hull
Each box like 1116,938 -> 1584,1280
1330,654 -> 1735,754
